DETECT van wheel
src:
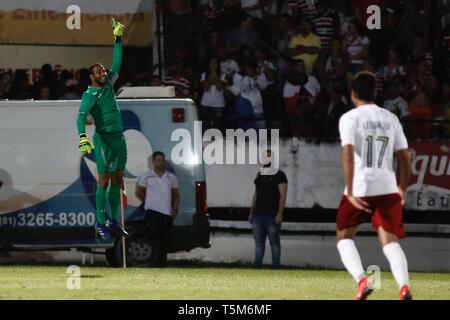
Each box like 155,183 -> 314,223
105,225 -> 153,267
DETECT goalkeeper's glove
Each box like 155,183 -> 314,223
79,133 -> 94,155
112,18 -> 125,38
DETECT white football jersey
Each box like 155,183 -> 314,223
339,104 -> 408,197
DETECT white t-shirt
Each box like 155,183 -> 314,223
200,73 -> 226,108
232,73 -> 268,115
137,170 -> 179,216
282,75 -> 321,98
221,59 -> 240,79
384,97 -> 410,120
380,65 -> 406,80
347,36 -> 370,65
240,0 -> 263,19
339,104 -> 408,197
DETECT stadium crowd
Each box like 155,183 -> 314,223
0,0 -> 449,139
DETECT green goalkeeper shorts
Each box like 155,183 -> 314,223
93,132 -> 127,175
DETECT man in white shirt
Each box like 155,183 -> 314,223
337,72 -> 413,300
136,152 -> 180,267
383,81 -> 410,120
232,60 -> 268,116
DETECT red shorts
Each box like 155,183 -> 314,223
336,193 -> 405,238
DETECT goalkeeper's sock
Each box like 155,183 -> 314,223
337,239 -> 366,283
383,242 -> 410,289
95,185 -> 107,225
109,184 -> 121,221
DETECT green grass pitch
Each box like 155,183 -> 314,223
0,264 -> 449,300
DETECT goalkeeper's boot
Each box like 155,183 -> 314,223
355,277 -> 373,300
400,285 -> 413,300
95,223 -> 110,241
106,219 -> 129,238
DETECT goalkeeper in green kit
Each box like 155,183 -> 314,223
77,19 -> 129,240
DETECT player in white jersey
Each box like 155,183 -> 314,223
336,72 -> 413,300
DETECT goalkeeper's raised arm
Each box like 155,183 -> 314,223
110,18 -> 124,77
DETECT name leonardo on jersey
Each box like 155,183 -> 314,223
362,121 -> 392,131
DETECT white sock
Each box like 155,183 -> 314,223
337,239 -> 365,283
383,242 -> 410,289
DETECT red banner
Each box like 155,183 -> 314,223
407,141 -> 450,211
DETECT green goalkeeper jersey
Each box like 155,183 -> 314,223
77,41 -> 123,135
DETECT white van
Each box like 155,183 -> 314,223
0,87 -> 210,267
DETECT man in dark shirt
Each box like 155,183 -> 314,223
248,150 -> 288,268
226,15 -> 263,61
217,0 -> 245,42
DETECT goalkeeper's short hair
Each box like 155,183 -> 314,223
89,63 -> 104,75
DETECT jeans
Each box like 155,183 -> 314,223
251,214 -> 281,267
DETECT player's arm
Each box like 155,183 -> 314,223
110,19 -> 124,79
342,145 -> 371,213
77,93 -> 95,155
396,149 -> 411,206
394,118 -> 411,206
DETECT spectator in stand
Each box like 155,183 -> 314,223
255,46 -> 276,78
162,61 -> 192,98
362,59 -> 385,104
35,84 -> 51,100
60,79 -> 81,100
289,19 -> 321,74
406,58 -> 438,104
379,47 -> 406,82
369,8 -> 398,64
32,64 -> 59,100
407,36 -> 434,76
283,59 -> 320,136
404,61 -> 436,139
77,68 -> 90,95
217,47 -> 241,85
287,0 -> 318,22
271,13 -> 294,79
199,55 -> 228,131
197,29 -> 221,68
383,80 -> 410,121
434,80 -> 450,138
0,72 -> 13,99
7,70 -> 32,100
226,15 -> 264,61
312,0 -> 340,52
217,0 -> 245,42
255,46 -> 279,128
324,38 -> 347,82
238,44 -> 256,66
199,4 -> 218,40
315,78 -> 349,138
232,59 -> 268,125
342,18 -> 370,83
397,0 -> 430,60
439,25 -> 450,82
166,0 -> 193,61
240,0 -> 268,18
59,70 -> 73,88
